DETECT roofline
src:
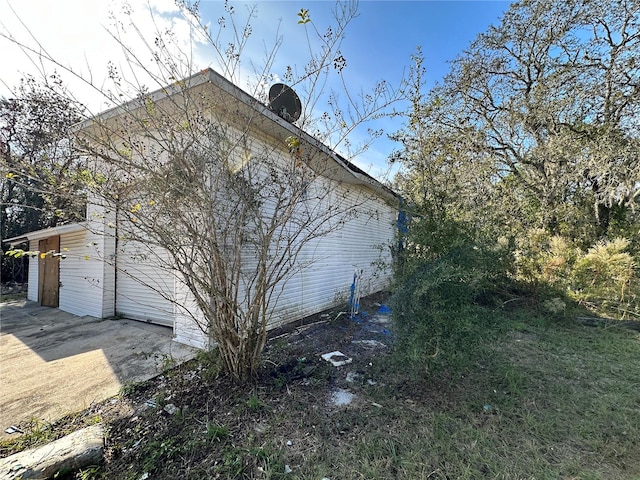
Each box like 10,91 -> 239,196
3,223 -> 87,246
77,68 -> 399,204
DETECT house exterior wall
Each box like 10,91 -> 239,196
169,128 -> 397,348
173,283 -> 210,349
115,237 -> 175,327
17,74 -> 398,352
27,240 -> 39,302
24,208 -> 116,318
266,182 -> 396,329
58,229 -> 113,318
68,74 -> 398,349
171,185 -> 396,347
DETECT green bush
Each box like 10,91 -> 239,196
514,229 -> 577,288
391,244 -> 510,374
570,238 -> 639,319
514,231 -> 640,319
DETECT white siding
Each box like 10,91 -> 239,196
167,136 -> 397,347
267,182 -> 396,328
169,179 -> 397,348
115,239 -> 175,326
59,229 -> 113,318
27,240 -> 39,302
101,232 -> 116,318
81,88 -> 398,348
174,282 -> 210,349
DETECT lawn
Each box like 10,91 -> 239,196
2,297 -> 640,479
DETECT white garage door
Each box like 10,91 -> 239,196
116,239 -> 175,327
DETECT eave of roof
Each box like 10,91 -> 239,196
3,223 -> 87,246
76,68 -> 399,204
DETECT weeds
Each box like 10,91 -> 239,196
245,393 -> 265,411
0,418 -> 55,456
7,298 -> 640,479
196,348 -> 222,382
206,422 -> 229,442
118,382 -> 139,396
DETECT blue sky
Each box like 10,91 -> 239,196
196,1 -> 512,176
0,0 -> 512,178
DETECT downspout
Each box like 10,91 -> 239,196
113,205 -> 119,317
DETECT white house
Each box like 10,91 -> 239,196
6,69 -> 399,350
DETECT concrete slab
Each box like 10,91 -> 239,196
0,300 -> 197,438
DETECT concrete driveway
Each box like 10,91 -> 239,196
0,300 -> 197,438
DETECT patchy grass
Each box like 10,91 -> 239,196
0,413 -> 102,458
2,298 -> 640,479
0,292 -> 26,303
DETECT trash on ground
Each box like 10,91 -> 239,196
321,351 -> 352,367
372,402 -> 383,408
163,403 -> 178,415
284,464 -> 293,474
4,426 -> 23,435
331,388 -> 355,406
144,400 -> 157,408
346,371 -> 362,383
377,304 -> 392,314
369,314 -> 391,325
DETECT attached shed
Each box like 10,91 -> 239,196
6,209 -> 115,319
6,69 -> 399,350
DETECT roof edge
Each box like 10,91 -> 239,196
3,223 -> 88,246
75,68 -> 399,204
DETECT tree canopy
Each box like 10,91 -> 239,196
1,75 -> 86,281
394,0 -> 640,244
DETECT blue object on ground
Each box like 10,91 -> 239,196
377,305 -> 391,314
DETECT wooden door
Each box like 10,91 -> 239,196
38,236 -> 60,307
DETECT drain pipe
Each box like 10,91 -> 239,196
113,204 -> 119,317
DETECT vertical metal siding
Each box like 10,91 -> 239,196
58,230 -> 110,318
115,239 -> 175,326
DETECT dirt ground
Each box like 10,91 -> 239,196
0,292 -> 394,478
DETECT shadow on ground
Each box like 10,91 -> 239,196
0,300 -> 197,437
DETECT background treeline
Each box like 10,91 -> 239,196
1,76 -> 86,283
391,0 -> 640,370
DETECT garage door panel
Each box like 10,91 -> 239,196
116,240 -> 174,327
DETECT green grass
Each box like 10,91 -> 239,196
256,307 -> 640,480
6,303 -> 640,479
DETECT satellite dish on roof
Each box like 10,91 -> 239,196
268,83 -> 302,122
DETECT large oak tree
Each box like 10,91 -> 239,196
395,0 -> 640,243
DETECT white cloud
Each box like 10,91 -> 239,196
0,0 -> 209,113
0,0 -> 397,179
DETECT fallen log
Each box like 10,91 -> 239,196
0,425 -> 103,479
